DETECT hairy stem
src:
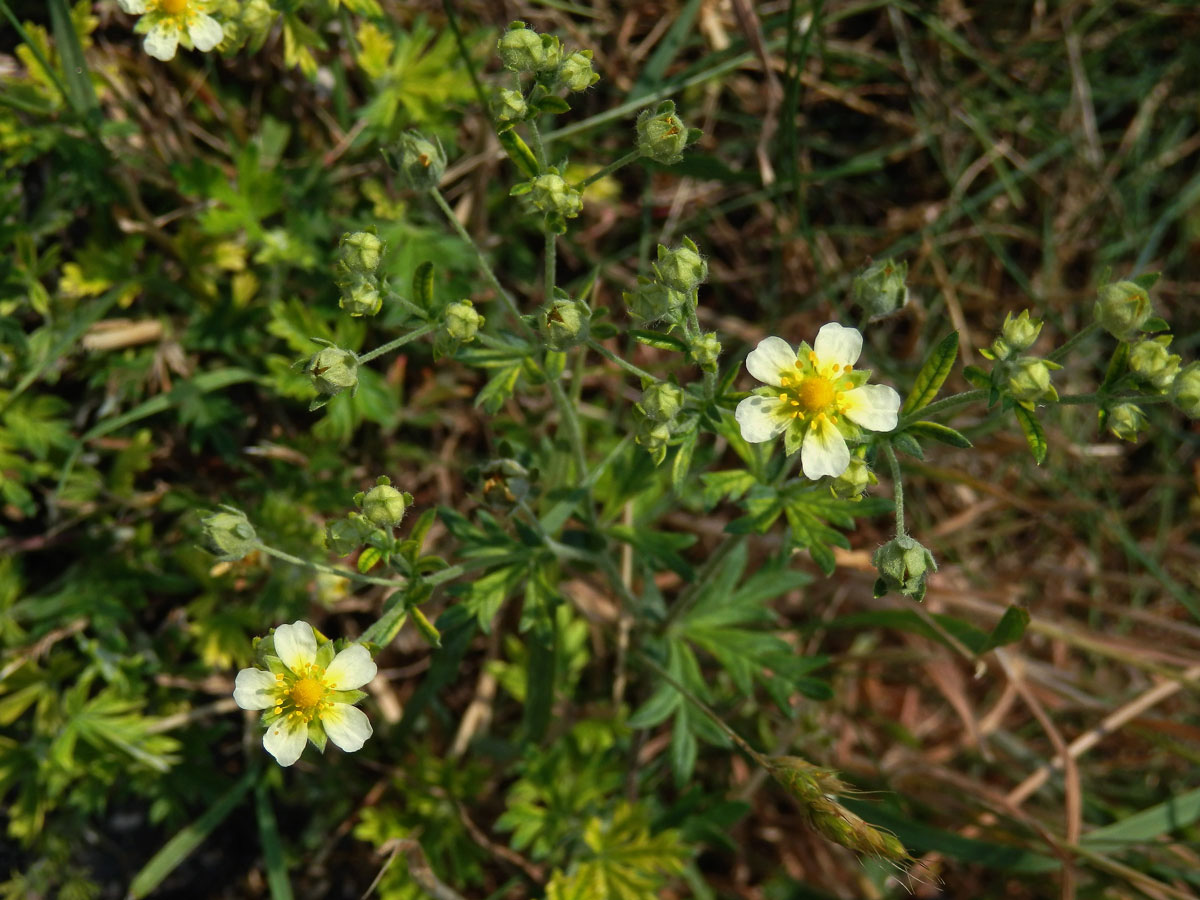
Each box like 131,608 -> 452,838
357,324 -> 438,364
573,150 -> 643,189
586,339 -> 660,383
882,442 -> 906,537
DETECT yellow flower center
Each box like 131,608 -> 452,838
159,0 -> 190,13
797,375 -> 835,412
291,677 -> 325,710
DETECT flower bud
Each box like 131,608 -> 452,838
305,342 -> 359,406
635,418 -> 672,466
200,506 -> 257,561
557,49 -> 599,92
355,476 -> 411,528
1129,336 -> 1181,392
443,300 -> 483,344
480,458 -> 534,510
872,535 -> 937,602
338,278 -> 382,317
339,230 -> 384,276
1094,280 -> 1152,341
691,332 -> 721,373
325,512 -> 375,557
1107,402 -> 1148,443
653,237 -> 707,293
493,88 -> 528,127
1006,356 -> 1059,405
497,22 -> 561,73
639,382 -> 685,423
540,296 -> 590,350
830,455 -> 877,500
528,172 -> 583,221
388,131 -> 446,192
851,258 -> 908,319
636,100 -> 696,165
1171,362 -> 1200,419
623,278 -> 688,325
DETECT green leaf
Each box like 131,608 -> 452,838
630,330 -> 689,353
128,770 -> 257,898
902,331 -> 959,415
670,427 -> 698,492
535,95 -> 571,114
821,609 -> 989,656
459,565 -> 524,631
906,421 -> 973,448
522,624 -> 556,741
699,469 -> 757,508
1131,271 -> 1161,290
891,431 -> 924,459
475,362 -> 523,414
357,546 -> 382,573
412,260 -> 435,312
254,783 -> 295,900
962,364 -> 991,391
498,129 -> 540,178
980,605 -> 1030,653
1012,405 -> 1047,464
1081,786 -> 1200,850
47,0 -> 96,113
608,525 -> 697,581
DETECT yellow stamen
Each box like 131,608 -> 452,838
291,677 -> 326,710
159,0 -> 189,14
796,375 -> 836,413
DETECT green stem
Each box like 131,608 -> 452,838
430,188 -> 534,339
898,388 -> 988,429
545,230 -> 556,303
1048,320 -> 1101,364
382,288 -> 429,321
357,323 -> 437,364
686,302 -> 717,394
881,442 -> 906,537
547,376 -> 588,478
253,542 -> 409,588
573,151 -> 642,190
586,339 -> 660,383
527,119 -> 549,169
1057,391 -> 1171,406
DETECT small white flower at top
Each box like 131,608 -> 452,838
117,0 -> 224,62
735,323 -> 901,480
233,621 -> 377,767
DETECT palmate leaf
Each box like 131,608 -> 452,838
779,484 -> 892,575
545,802 -> 687,900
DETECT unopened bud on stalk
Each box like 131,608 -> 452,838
1129,336 -> 1181,392
540,295 -> 590,350
873,534 -> 937,602
339,230 -> 384,276
355,476 -> 411,529
691,332 -> 722,373
493,88 -> 528,127
653,237 -> 708,293
200,506 -> 258,561
387,131 -> 446,192
557,49 -> 599,92
480,458 -> 535,510
635,418 -> 672,466
338,279 -> 382,317
624,278 -> 689,325
851,258 -> 908,319
1006,356 -> 1060,405
525,171 -> 583,222
1107,403 -> 1148,443
830,454 -> 876,500
1094,280 -> 1152,341
443,300 -> 483,343
325,513 -> 375,557
1171,362 -> 1200,419
497,22 -> 561,73
984,309 -> 1042,360
305,341 -> 359,408
639,382 -> 685,423
636,100 -> 700,165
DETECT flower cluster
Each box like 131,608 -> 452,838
736,324 -> 901,480
118,0 -> 224,62
233,621 -> 376,767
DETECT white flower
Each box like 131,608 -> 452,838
735,323 -> 901,480
233,621 -> 377,767
118,0 -> 225,62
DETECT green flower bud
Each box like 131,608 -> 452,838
338,278 -> 382,317
639,382 -> 685,423
851,258 -> 908,319
557,49 -> 599,92
326,512 -> 375,557
653,237 -> 707,293
1107,402 -> 1148,443
339,230 -> 384,276
1006,356 -> 1059,405
480,458 -> 534,510
623,278 -> 688,325
493,88 -> 528,127
1129,336 -> 1181,392
540,296 -> 590,350
305,342 -> 359,406
1171,362 -> 1200,419
497,22 -> 560,73
635,418 -> 672,466
388,131 -> 446,192
830,455 -> 877,500
691,332 -> 721,373
199,506 -> 257,561
1001,309 -> 1043,353
1094,280 -> 1152,341
443,300 -> 483,344
872,535 -> 937,602
636,100 -> 696,165
528,172 -> 583,221
355,476 -> 411,528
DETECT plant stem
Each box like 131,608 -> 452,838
1057,391 -> 1171,406
898,388 -> 988,429
573,150 -> 643,189
1048,320 -> 1101,364
545,229 -> 556,302
527,119 -> 549,169
882,442 -> 906,537
430,188 -> 534,339
382,288 -> 429,320
253,542 -> 408,588
546,376 -> 588,478
586,339 -> 659,383
357,323 -> 437,364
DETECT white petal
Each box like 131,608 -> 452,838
233,668 -> 278,710
735,395 -> 788,443
801,418 -> 850,479
118,0 -> 147,13
263,716 -> 307,767
745,336 -> 797,387
841,384 -> 901,432
273,621 -> 317,673
321,703 -> 372,753
143,22 -> 179,61
188,14 -> 224,51
813,323 -> 862,369
323,644 -> 377,690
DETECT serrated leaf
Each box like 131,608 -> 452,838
902,331 -> 959,415
1012,405 -> 1047,464
699,470 -> 758,508
906,421 -> 973,448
